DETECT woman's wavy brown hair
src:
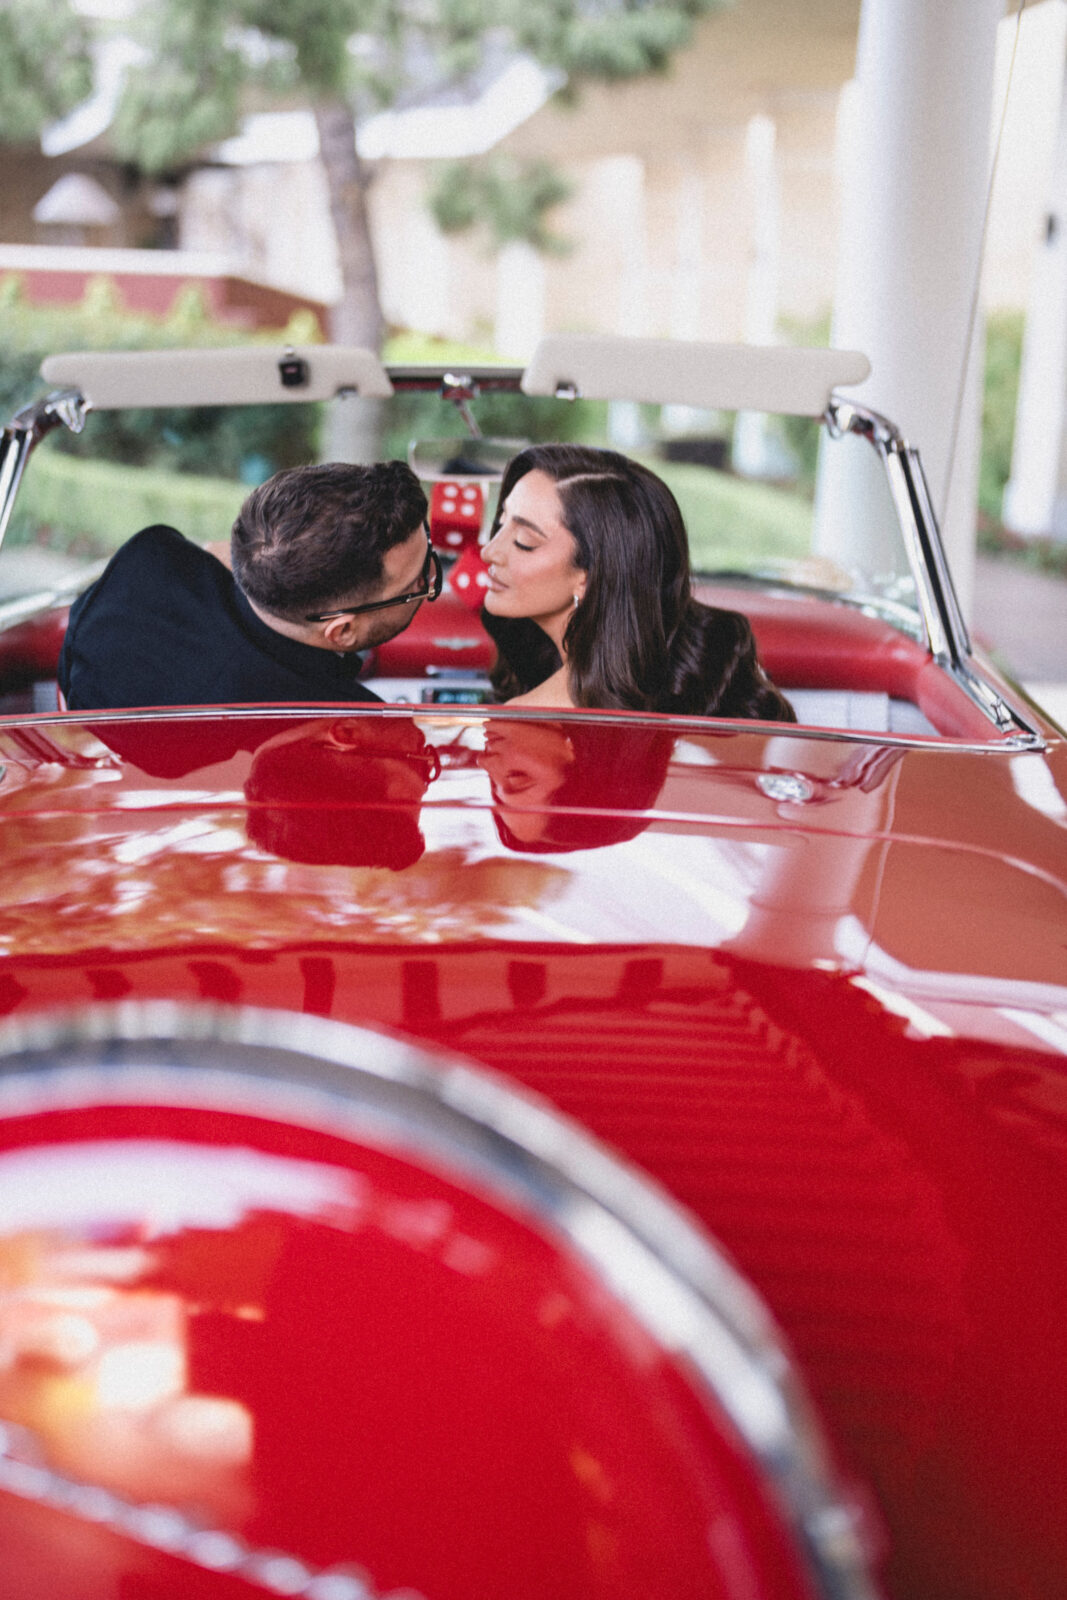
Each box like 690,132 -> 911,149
483,444 -> 795,721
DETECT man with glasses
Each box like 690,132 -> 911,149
59,461 -> 440,710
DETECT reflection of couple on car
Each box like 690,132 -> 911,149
248,714 -> 678,865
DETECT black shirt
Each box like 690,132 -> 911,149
58,525 -> 382,711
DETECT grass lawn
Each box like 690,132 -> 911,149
638,455 -> 813,568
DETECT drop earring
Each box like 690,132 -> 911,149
573,593 -> 580,609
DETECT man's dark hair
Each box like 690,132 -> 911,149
231,461 -> 428,621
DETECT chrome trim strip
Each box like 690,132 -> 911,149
824,399 -> 950,661
881,451 -> 951,660
0,431 -> 31,552
1,701 -> 1046,754
948,662 -> 1030,737
0,1002 -> 882,1600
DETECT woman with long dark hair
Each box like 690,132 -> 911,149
481,443 -> 794,720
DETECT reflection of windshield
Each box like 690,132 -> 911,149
6,386 -> 918,635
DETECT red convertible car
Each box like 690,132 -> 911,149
0,338 -> 1063,1600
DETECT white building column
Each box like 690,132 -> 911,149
1004,50 -> 1067,539
669,154 -> 706,342
494,241 -> 546,362
733,114 -> 785,478
608,155 -> 650,448
814,0 -> 1003,619
663,154 -> 711,436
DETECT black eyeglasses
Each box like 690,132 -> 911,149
305,531 -> 443,623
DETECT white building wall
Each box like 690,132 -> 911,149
180,163 -> 341,305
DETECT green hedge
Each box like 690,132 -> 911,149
0,275 -> 322,479
980,310 -> 1024,522
10,448 -> 248,556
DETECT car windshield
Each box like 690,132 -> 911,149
1,375 -> 919,638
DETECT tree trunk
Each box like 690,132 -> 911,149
313,98 -> 386,462
314,97 -> 384,350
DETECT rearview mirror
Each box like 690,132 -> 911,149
408,437 -> 527,482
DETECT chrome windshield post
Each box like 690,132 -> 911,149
824,396 -> 1035,741
823,396 -> 970,668
0,390 -> 89,554
897,441 -> 972,661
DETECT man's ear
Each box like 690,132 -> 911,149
320,614 -> 362,651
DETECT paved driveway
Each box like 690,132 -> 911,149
972,554 -> 1067,727
973,554 -> 1067,683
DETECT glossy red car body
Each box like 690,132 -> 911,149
0,341 -> 1064,1600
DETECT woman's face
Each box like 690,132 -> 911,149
482,470 -> 587,648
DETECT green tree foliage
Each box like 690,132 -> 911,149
111,0 -> 383,174
0,0 -> 93,142
105,0 -> 726,348
109,1 -> 253,174
515,0 -> 720,82
430,156 -> 573,254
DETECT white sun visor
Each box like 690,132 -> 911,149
39,346 -> 394,409
522,336 -> 870,417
